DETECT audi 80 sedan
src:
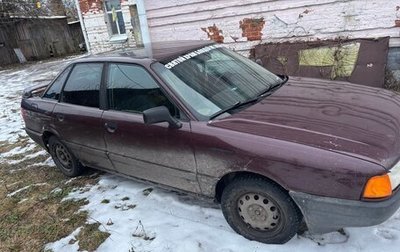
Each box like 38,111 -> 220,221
21,40 -> 400,244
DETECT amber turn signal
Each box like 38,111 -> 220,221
363,174 -> 392,199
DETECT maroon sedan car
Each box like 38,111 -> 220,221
21,40 -> 400,244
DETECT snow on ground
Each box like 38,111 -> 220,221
6,182 -> 48,197
1,57 -> 400,252
0,56 -> 80,163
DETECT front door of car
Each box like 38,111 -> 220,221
101,63 -> 200,193
53,63 -> 113,171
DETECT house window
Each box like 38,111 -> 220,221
105,0 -> 126,35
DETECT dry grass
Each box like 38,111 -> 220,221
0,136 -> 30,154
0,140 -> 107,252
77,223 -> 111,252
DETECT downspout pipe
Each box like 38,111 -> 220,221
135,0 -> 151,55
74,0 -> 91,54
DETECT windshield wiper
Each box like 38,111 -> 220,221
209,97 -> 259,120
258,75 -> 289,97
209,76 -> 289,120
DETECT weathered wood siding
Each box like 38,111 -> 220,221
68,22 -> 86,51
0,18 -> 82,66
145,0 -> 400,56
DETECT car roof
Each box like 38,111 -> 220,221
83,40 -> 215,63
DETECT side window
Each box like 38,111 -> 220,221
61,63 -> 103,108
43,66 -> 72,100
107,63 -> 179,117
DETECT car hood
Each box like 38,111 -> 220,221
209,77 -> 400,169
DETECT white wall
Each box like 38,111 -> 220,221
145,0 -> 400,56
81,1 -> 136,53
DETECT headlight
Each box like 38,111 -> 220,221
389,160 -> 400,190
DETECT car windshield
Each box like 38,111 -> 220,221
152,45 -> 282,120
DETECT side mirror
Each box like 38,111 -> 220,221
143,106 -> 182,129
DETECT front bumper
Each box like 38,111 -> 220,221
290,190 -> 400,234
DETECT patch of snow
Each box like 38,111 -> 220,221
0,142 -> 37,158
302,230 -> 349,245
6,181 -> 21,187
7,150 -> 48,165
65,177 -> 78,185
2,54 -> 400,252
51,187 -> 63,195
7,183 -> 48,197
8,156 -> 54,173
29,156 -> 55,167
0,57 -> 79,146
7,185 -> 31,197
18,198 -> 29,204
45,227 -> 82,252
48,174 -> 400,252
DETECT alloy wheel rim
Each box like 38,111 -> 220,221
237,193 -> 280,230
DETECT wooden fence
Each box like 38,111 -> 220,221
0,17 -> 84,66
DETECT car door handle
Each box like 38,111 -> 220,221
31,103 -> 38,110
56,114 -> 64,122
105,122 -> 117,133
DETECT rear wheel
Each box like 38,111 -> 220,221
48,136 -> 83,177
221,176 -> 302,244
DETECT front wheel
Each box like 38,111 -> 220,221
221,176 -> 302,244
48,136 -> 84,177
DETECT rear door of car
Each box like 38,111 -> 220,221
53,62 -> 113,171
101,63 -> 200,193
23,65 -> 72,135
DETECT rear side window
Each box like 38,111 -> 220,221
107,63 -> 179,116
43,66 -> 71,100
61,63 -> 103,108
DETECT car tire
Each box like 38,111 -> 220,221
221,176 -> 302,244
48,136 -> 83,177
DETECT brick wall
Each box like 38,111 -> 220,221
79,0 -> 136,53
144,0 -> 400,57
239,18 -> 265,41
79,0 -> 103,15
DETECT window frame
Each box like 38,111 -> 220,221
51,61 -> 190,121
104,0 -> 126,36
41,65 -> 73,101
104,62 -> 188,121
58,62 -> 106,109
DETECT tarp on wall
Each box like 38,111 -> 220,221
251,37 -> 390,88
